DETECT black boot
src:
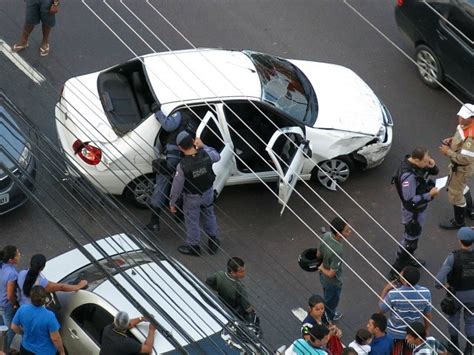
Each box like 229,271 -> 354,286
440,206 -> 466,230
208,236 -> 220,255
145,208 -> 161,232
466,190 -> 474,220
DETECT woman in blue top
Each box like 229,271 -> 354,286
0,245 -> 21,351
12,285 -> 65,355
17,254 -> 87,306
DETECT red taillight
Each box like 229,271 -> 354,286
72,139 -> 102,165
397,0 -> 404,6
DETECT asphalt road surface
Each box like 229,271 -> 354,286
0,0 -> 470,350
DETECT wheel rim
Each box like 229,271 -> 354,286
317,159 -> 350,189
133,179 -> 154,205
416,50 -> 439,84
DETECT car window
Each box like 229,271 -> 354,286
59,250 -> 163,290
271,133 -> 303,175
71,303 -> 114,345
446,0 -> 474,43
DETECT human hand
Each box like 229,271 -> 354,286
439,144 -> 450,155
76,280 -> 88,290
429,187 -> 439,197
149,322 -> 157,332
442,137 -> 453,146
193,137 -> 204,149
170,205 -> 177,214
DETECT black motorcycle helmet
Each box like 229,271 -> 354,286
298,248 -> 322,272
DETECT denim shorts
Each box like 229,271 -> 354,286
25,0 -> 56,27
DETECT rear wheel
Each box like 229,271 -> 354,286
124,175 -> 155,208
313,156 -> 353,190
415,44 -> 443,88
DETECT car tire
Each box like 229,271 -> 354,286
124,175 -> 155,208
313,156 -> 353,190
415,44 -> 443,88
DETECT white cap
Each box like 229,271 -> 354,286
457,104 -> 474,119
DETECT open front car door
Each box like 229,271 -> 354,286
195,110 -> 235,197
265,127 -> 311,215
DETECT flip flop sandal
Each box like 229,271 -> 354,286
12,43 -> 29,53
40,45 -> 50,57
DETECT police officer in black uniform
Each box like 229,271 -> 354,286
169,132 -> 221,256
389,147 -> 439,279
436,227 -> 474,355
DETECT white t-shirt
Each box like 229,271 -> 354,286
348,341 -> 371,355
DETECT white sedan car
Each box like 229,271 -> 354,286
55,49 -> 393,207
42,234 -> 270,354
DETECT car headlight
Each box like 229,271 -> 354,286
376,125 -> 387,142
18,143 -> 31,169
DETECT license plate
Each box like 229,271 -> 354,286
0,194 -> 9,205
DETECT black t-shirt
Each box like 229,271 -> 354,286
99,324 -> 142,355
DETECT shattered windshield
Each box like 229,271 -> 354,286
245,51 -> 317,126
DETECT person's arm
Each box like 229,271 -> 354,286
318,264 -> 336,278
155,111 -> 181,132
128,316 -> 146,329
378,284 -> 395,313
194,138 -> 221,163
205,273 -> 218,290
11,322 -> 22,335
318,252 -> 341,279
423,312 -> 432,333
442,136 -> 474,165
139,323 -> 156,354
401,173 -> 437,207
45,280 -> 88,293
7,280 -> 18,308
50,331 -> 66,355
169,164 -> 185,209
435,254 -> 454,289
426,158 -> 439,176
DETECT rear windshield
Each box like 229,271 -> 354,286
97,59 -> 157,136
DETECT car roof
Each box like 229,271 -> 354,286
142,49 -> 262,105
43,234 -> 233,353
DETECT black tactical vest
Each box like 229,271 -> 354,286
181,150 -> 215,194
448,250 -> 474,291
392,157 -> 431,213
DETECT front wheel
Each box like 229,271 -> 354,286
415,44 -> 443,88
124,175 -> 155,208
313,156 -> 353,190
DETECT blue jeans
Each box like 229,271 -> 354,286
0,303 -> 16,350
320,275 -> 342,321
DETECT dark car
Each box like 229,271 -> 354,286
0,91 -> 36,215
395,0 -> 474,99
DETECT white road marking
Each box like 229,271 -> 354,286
0,40 -> 45,84
291,307 -> 307,322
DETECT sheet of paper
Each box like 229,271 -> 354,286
435,176 -> 448,190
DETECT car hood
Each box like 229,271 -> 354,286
290,60 -> 384,135
61,73 -> 119,143
0,107 -> 26,175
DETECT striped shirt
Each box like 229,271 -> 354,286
379,285 -> 432,339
